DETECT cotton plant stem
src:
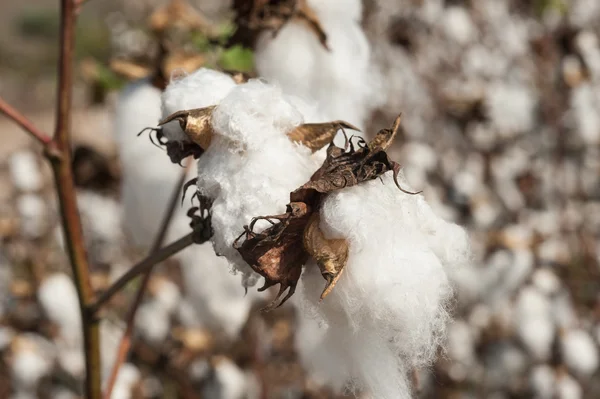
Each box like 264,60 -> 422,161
0,97 -> 53,146
51,0 -> 101,397
89,233 -> 196,314
102,164 -> 190,399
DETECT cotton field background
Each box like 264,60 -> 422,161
1,0 -> 600,398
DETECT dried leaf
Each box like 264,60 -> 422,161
303,212 -> 349,299
158,106 -> 216,150
287,120 -> 360,153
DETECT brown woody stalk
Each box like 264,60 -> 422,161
102,165 -> 190,398
52,0 -> 101,397
2,1 -> 204,396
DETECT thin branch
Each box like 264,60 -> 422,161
102,165 -> 190,399
0,97 -> 53,146
88,232 -> 196,315
52,0 -> 101,397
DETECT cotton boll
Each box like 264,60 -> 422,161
298,172 -> 466,397
9,151 -> 42,192
10,335 -> 55,391
115,78 -> 183,248
561,329 -> 599,377
37,273 -> 82,345
532,269 -> 561,296
211,80 -> 304,149
447,321 -> 476,364
570,83 -> 600,145
134,300 -> 171,344
191,78 -> 322,283
514,286 -> 554,361
202,358 -> 250,399
256,0 -> 382,130
443,7 -> 477,45
530,365 -> 555,399
16,194 -> 47,238
175,241 -> 256,338
111,363 -> 141,399
556,373 -> 582,399
162,68 -> 237,118
150,278 -> 181,314
485,83 -> 536,137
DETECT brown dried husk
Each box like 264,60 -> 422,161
235,115 -> 414,310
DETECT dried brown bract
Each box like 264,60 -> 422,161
231,0 -> 329,50
158,106 -> 216,150
235,115 -> 416,309
287,120 -> 360,153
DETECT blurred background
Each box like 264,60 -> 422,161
1,0 -> 600,398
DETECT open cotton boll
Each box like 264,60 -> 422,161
192,79 -> 322,284
115,78 -> 182,247
514,286 -> 554,361
561,329 -> 599,377
297,172 -> 466,398
117,75 -> 258,339
37,273 -> 82,345
161,68 -> 237,141
255,0 -> 382,130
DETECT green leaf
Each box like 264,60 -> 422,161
218,45 -> 254,72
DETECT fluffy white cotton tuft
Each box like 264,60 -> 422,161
161,68 -> 237,141
37,273 -> 82,345
297,173 -> 470,398
561,329 -> 599,376
168,75 -> 323,284
255,0 -> 382,130
116,77 -> 259,338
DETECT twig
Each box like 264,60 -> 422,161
88,233 -> 196,315
102,165 -> 190,399
0,97 -> 53,146
51,0 -> 101,397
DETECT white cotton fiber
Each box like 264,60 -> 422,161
37,273 -> 82,345
115,77 -> 259,338
188,78 -> 322,284
115,78 -> 180,247
514,286 -> 554,361
161,68 -> 238,142
297,172 -> 469,398
161,69 -> 470,397
561,329 -> 599,376
255,0 -> 382,130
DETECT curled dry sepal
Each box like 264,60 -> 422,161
232,0 -> 329,50
234,115 -> 419,310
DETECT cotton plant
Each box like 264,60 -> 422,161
253,0 -> 383,130
114,77 -> 259,338
154,68 -> 472,398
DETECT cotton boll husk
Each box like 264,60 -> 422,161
255,0 -> 382,130
297,172 -> 467,397
194,80 -> 322,283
